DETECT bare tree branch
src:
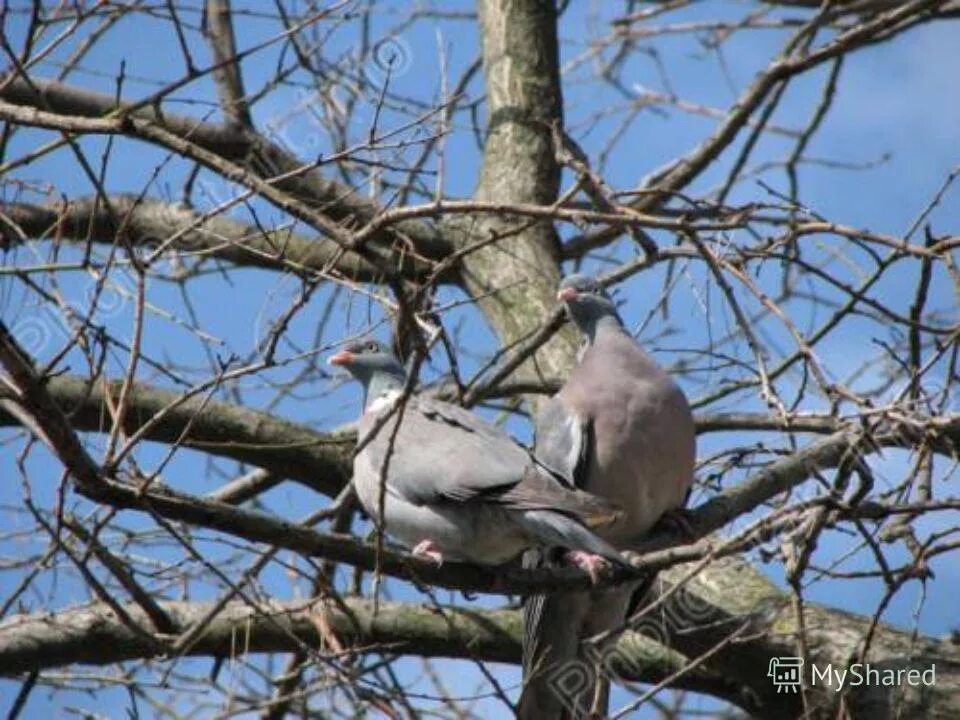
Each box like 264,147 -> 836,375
202,0 -> 253,128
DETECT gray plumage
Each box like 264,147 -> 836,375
519,275 -> 696,719
329,339 -> 625,566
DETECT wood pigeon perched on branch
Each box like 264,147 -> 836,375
328,339 -> 626,569
518,274 -> 696,719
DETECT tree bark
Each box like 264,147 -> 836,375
458,0 -> 578,389
3,560 -> 957,719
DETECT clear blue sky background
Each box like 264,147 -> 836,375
1,1 -> 958,717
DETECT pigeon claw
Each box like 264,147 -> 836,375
565,550 -> 609,584
411,539 -> 444,566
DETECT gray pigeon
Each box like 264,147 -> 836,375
518,275 -> 696,719
328,339 -> 626,568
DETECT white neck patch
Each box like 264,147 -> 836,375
368,388 -> 402,413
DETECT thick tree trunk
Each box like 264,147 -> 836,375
459,0 -> 578,387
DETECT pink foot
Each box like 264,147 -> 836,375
565,550 -> 609,584
411,539 -> 444,566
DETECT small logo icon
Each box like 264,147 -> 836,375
768,657 -> 803,693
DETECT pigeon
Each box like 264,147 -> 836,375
328,339 -> 626,569
518,274 -> 696,719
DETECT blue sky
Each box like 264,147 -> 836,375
1,2 -> 958,717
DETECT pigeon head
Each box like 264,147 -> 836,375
557,274 -> 621,333
328,339 -> 405,394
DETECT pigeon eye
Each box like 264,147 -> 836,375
366,342 -> 378,352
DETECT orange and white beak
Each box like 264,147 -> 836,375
327,350 -> 356,366
557,286 -> 579,302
